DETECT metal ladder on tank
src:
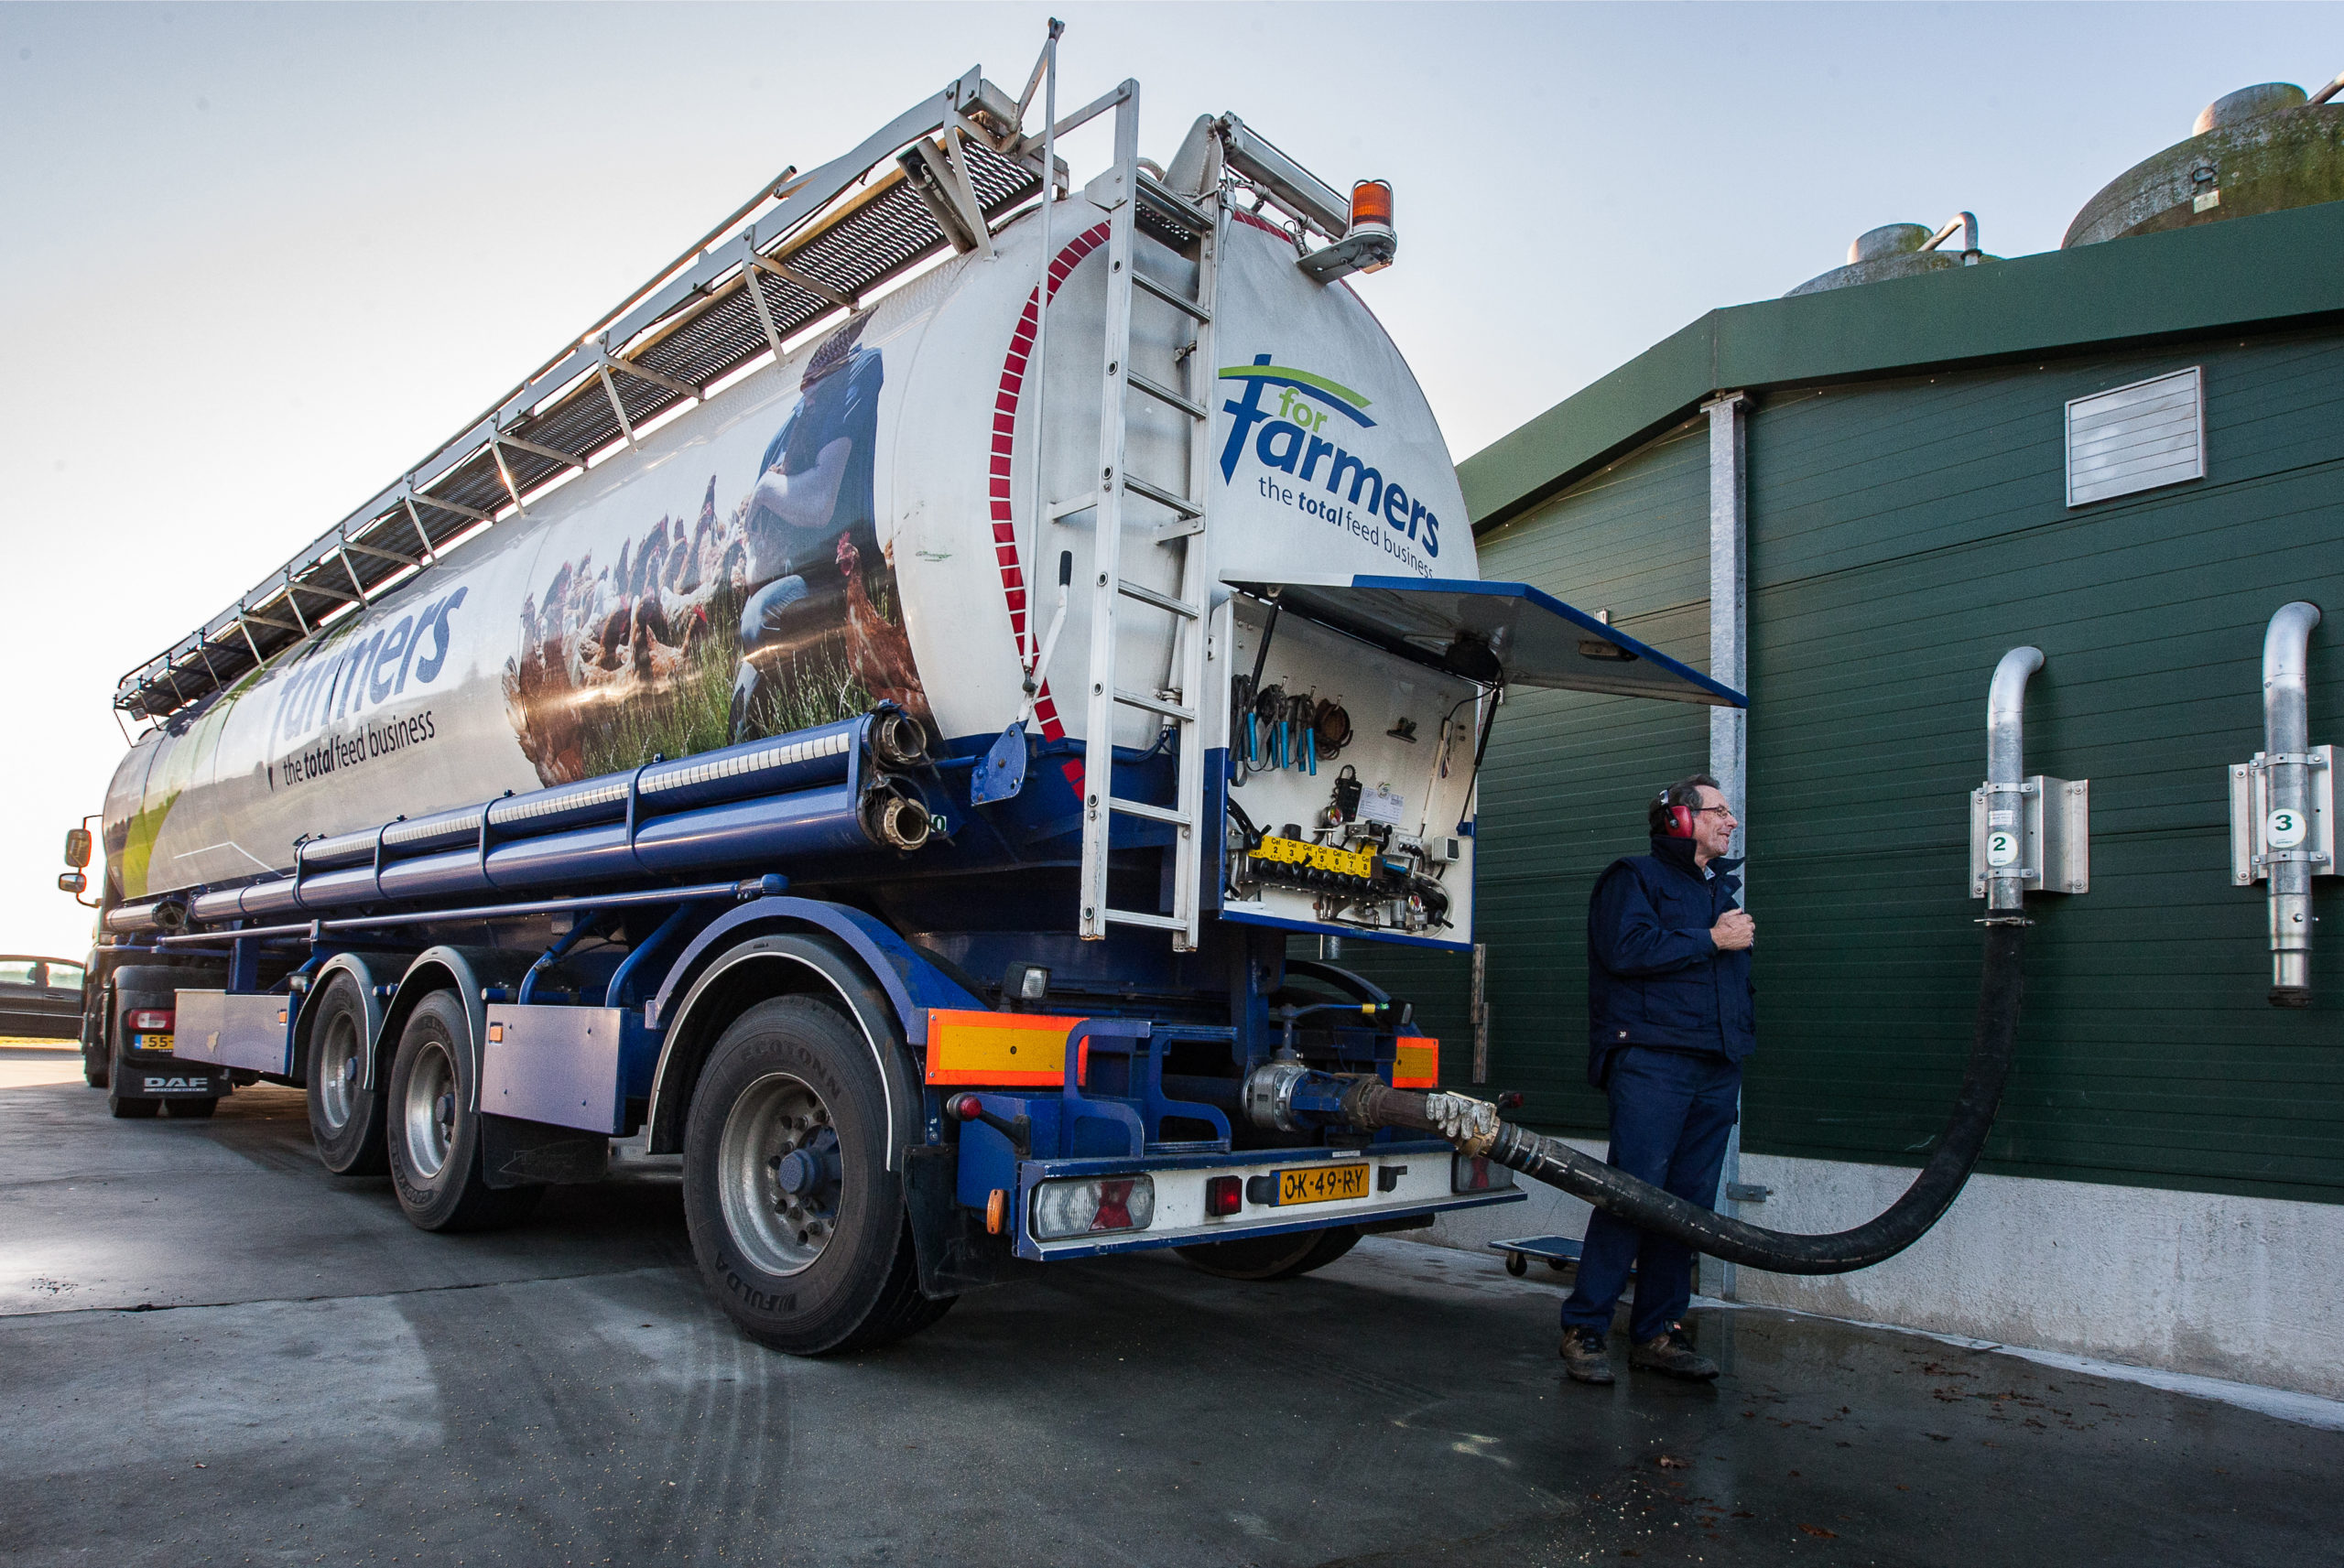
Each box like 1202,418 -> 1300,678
1072,87 -> 1220,951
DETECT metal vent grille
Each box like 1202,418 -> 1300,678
2065,366 -> 2205,508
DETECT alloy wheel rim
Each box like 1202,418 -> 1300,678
717,1072 -> 842,1277
318,1012 -> 360,1130
401,1040 -> 456,1179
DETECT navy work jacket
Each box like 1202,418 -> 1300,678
1586,835 -> 1754,1087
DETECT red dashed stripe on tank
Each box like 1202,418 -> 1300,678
989,221 -> 1110,755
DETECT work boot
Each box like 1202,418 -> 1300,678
1629,1324 -> 1719,1381
1558,1326 -> 1615,1385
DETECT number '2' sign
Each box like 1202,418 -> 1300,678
1985,830 -> 2020,868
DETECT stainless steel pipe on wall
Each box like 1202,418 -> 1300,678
2262,601 -> 2323,1005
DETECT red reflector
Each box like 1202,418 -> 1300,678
1204,1175 -> 1243,1217
1091,1179 -> 1135,1232
129,1010 -> 174,1032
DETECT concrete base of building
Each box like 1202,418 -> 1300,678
1406,1146 -> 2344,1402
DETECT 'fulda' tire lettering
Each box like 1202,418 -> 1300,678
305,972 -> 389,1176
384,990 -> 544,1234
681,995 -> 950,1356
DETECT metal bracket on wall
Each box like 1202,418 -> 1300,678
1970,776 -> 2090,898
2229,748 -> 2336,884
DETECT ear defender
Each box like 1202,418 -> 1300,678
1656,791 -> 1696,838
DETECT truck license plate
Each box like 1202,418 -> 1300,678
138,1033 -> 175,1054
1276,1162 -> 1368,1206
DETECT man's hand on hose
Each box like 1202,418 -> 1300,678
1710,909 -> 1755,951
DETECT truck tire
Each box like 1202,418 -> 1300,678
83,1046 -> 108,1088
107,1091 -> 159,1119
1177,1224 -> 1362,1281
682,995 -> 951,1356
385,991 -> 544,1233
163,1098 -> 218,1119
305,973 -> 389,1175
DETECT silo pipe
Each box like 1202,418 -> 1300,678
1985,645 -> 2046,914
1329,919 -> 2025,1273
1284,649 -> 2051,1272
2263,601 -> 2322,1006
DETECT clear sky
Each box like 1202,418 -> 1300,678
2,2 -> 2336,957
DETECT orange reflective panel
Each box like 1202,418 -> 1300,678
924,1009 -> 1089,1087
1394,1035 -> 1439,1089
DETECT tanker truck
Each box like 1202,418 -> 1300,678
69,44 -> 1750,1354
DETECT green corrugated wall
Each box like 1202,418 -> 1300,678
1329,323 -> 2343,1206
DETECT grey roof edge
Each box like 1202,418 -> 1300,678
1461,199 -> 2344,534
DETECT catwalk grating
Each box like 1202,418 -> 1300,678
115,70 -> 1047,723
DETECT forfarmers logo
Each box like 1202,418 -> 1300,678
1218,355 -> 1439,559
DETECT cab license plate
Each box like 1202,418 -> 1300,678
1276,1162 -> 1368,1206
138,1033 -> 175,1054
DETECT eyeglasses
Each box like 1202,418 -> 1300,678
1693,804 -> 1737,820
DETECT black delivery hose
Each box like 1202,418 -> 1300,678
1345,923 -> 2025,1275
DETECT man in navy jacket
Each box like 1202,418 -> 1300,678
1559,774 -> 1754,1385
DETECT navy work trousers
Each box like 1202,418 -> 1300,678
1558,1047 -> 1741,1343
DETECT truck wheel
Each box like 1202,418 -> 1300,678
163,1098 -> 219,1119
305,974 -> 388,1175
1177,1224 -> 1362,1281
385,991 -> 543,1233
682,996 -> 950,1356
83,1046 -> 108,1088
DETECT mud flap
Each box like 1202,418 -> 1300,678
122,1067 -> 229,1098
905,1144 -> 1023,1300
480,1113 -> 610,1188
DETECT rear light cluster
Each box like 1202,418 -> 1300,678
1031,1175 -> 1156,1240
128,1010 -> 174,1033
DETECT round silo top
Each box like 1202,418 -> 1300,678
1849,223 -> 1934,265
2066,79 -> 2343,247
2194,82 -> 2308,135
1785,222 -> 1993,297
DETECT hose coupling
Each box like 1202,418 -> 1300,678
1334,1078 -> 1502,1155
1238,1064 -> 1503,1153
1242,1059 -> 1312,1131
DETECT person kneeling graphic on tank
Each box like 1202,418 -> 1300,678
729,313 -> 896,740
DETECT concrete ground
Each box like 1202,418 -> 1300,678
4,1057 -> 2338,1567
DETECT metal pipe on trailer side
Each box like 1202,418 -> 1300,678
107,710 -> 933,935
146,874 -> 787,949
